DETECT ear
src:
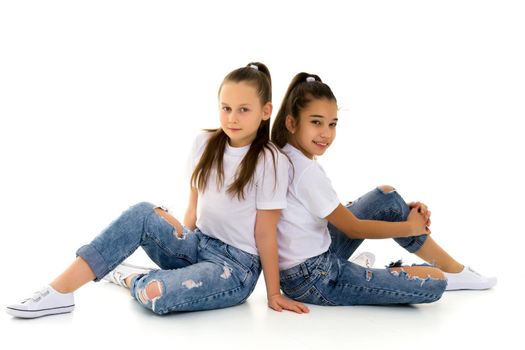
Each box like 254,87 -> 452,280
262,102 -> 273,121
285,115 -> 297,134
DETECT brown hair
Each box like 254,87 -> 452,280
271,72 -> 337,148
191,62 -> 278,200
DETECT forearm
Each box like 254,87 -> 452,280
183,209 -> 196,229
327,204 -> 416,240
351,219 -> 415,239
183,187 -> 198,229
255,232 -> 282,298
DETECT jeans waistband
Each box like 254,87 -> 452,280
197,229 -> 261,272
280,250 -> 331,279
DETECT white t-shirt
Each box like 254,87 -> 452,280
188,132 -> 289,255
277,143 -> 340,270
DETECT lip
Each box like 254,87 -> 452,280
313,141 -> 329,148
228,128 -> 242,132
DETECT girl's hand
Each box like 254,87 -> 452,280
408,201 -> 431,227
268,294 -> 310,314
407,207 -> 431,236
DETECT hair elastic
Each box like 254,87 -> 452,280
306,76 -> 316,83
249,64 -> 259,71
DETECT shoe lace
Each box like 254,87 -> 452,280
467,266 -> 481,277
23,288 -> 50,303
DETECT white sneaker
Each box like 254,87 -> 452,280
103,262 -> 154,288
350,252 -> 376,268
6,285 -> 74,319
444,266 -> 497,291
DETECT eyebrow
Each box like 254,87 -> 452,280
221,102 -> 252,106
309,115 -> 338,121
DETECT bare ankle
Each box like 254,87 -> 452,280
124,273 -> 138,288
49,282 -> 72,294
440,263 -> 464,274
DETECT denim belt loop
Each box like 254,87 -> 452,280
300,263 -> 309,278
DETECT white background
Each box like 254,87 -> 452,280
1,1 -> 523,349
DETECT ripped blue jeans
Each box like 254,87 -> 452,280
76,202 -> 261,314
280,187 -> 447,306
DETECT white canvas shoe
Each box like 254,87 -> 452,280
6,285 -> 74,319
103,262 -> 154,288
444,266 -> 497,291
350,252 -> 376,268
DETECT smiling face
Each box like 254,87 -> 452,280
286,98 -> 338,159
219,81 -> 272,147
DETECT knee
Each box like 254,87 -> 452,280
154,207 -> 184,238
131,201 -> 155,214
378,185 -> 396,194
145,280 -> 162,300
138,280 -> 162,301
136,280 -> 164,313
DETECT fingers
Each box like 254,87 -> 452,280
269,302 -> 283,312
272,299 -> 310,314
298,303 -> 310,313
288,301 -> 309,314
287,302 -> 308,314
409,201 -> 431,218
282,301 -> 303,314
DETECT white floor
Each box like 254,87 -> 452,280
1,246 -> 519,350
2,2 -> 524,349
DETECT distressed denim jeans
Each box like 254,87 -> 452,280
77,202 -> 261,314
280,187 -> 447,306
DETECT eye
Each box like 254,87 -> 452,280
329,122 -> 337,128
222,106 -> 231,112
311,120 -> 321,126
240,107 -> 250,113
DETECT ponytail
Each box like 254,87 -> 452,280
271,72 -> 336,148
191,62 -> 278,200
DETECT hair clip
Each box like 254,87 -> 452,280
249,64 -> 259,71
306,76 -> 316,83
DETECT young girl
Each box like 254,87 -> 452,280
270,72 -> 496,306
7,62 -> 308,318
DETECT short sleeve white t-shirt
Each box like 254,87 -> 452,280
189,132 -> 289,255
277,143 -> 340,270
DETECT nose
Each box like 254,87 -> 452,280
227,111 -> 238,124
320,126 -> 332,139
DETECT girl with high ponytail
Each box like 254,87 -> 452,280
270,72 -> 496,308
7,63 -> 308,319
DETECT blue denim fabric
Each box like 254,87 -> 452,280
76,202 -> 261,314
280,187 -> 447,306
329,186 -> 429,259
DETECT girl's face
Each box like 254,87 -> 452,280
286,98 -> 338,159
219,81 -> 272,147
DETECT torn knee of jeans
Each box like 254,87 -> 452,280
389,268 -> 441,286
379,185 -> 396,193
137,280 -> 163,306
154,207 -> 185,239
